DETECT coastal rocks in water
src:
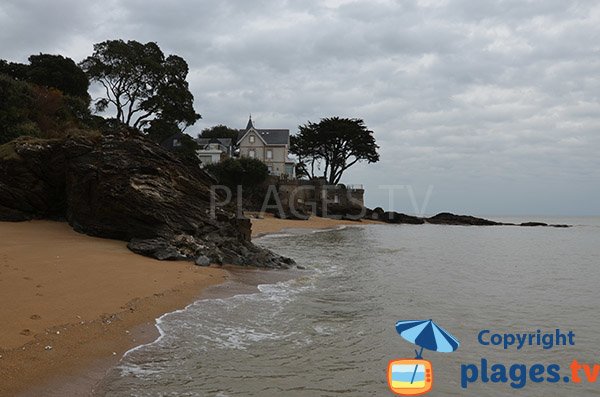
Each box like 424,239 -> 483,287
316,202 -> 364,221
364,207 -> 385,221
0,129 -> 294,269
520,222 -> 548,227
520,222 -> 570,228
380,211 -> 425,224
426,212 -> 501,226
425,213 -> 570,228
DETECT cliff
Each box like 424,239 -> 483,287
0,129 -> 294,268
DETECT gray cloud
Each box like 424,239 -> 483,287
1,0 -> 598,215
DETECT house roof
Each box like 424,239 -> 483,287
196,137 -> 232,147
253,129 -> 289,145
237,127 -> 290,145
237,116 -> 291,145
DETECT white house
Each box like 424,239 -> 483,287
196,137 -> 233,167
237,117 -> 295,177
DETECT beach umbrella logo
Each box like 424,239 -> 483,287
387,319 -> 460,396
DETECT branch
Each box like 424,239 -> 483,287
133,111 -> 154,129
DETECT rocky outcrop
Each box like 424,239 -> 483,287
380,211 -> 425,224
425,212 -> 502,226
365,207 -> 385,221
362,208 -> 571,228
316,202 -> 365,221
520,222 -> 570,228
0,129 -> 294,268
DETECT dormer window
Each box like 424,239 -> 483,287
249,135 -> 255,143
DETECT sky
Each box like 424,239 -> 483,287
1,0 -> 599,216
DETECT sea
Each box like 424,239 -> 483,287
94,216 -> 600,396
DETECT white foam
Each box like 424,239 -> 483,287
311,224 -> 348,233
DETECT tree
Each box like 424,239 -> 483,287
145,119 -> 200,166
0,74 -> 39,144
0,74 -> 85,144
27,54 -> 90,100
199,124 -> 239,140
1,55 -> 89,100
79,39 -> 200,131
205,157 -> 268,192
290,117 -> 379,185
0,60 -> 28,81
1,55 -> 92,127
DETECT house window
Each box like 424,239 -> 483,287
249,135 -> 255,143
267,165 -> 273,173
266,149 -> 273,159
173,138 -> 181,147
248,149 -> 255,158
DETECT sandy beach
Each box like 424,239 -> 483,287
0,220 -> 228,396
0,215 -> 363,396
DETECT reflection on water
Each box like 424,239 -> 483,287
96,217 -> 600,396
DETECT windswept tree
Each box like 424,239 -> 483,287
290,117 -> 379,185
80,39 -> 200,131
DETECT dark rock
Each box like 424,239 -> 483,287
520,222 -> 570,228
520,222 -> 548,227
426,212 -> 501,226
316,202 -> 365,220
128,238 -> 186,260
364,207 -> 385,221
0,131 -> 294,269
195,255 -> 211,266
381,211 -> 426,224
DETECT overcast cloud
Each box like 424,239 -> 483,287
1,0 -> 599,216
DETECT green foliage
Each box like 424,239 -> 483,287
27,54 -> 90,100
290,117 -> 379,184
200,124 -> 239,140
0,60 -> 28,81
0,73 -> 89,144
146,119 -> 182,144
146,120 -> 200,166
171,132 -> 200,166
0,54 -> 92,132
0,74 -> 40,144
80,39 -> 200,132
205,157 -> 268,192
